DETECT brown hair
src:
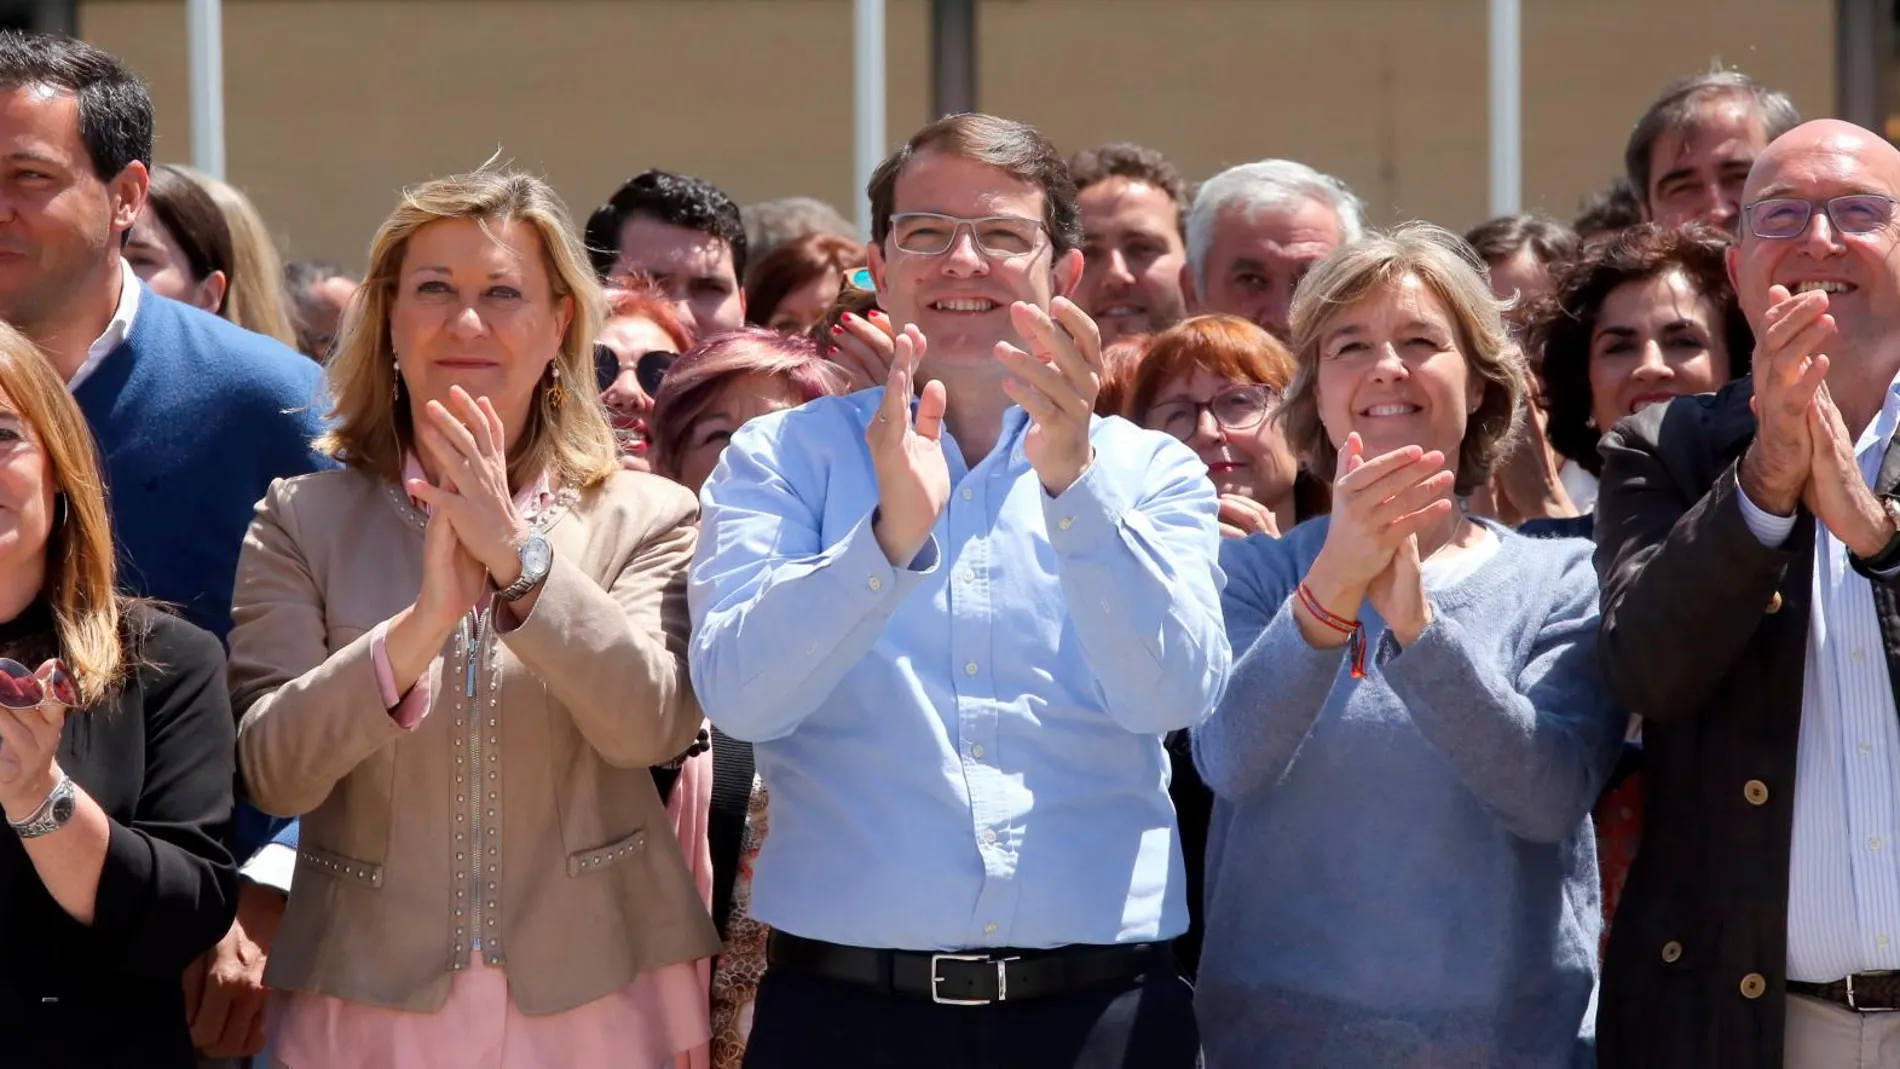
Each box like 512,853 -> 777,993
1281,224 -> 1527,496
318,170 -> 620,492
172,165 -> 299,347
744,233 -> 866,327
1524,222 -> 1751,476
145,163 -> 233,300
649,328 -> 851,478
1124,314 -> 1295,422
1068,141 -> 1189,234
1095,334 -> 1150,417
0,323 -> 129,705
1625,70 -> 1800,210
868,113 -> 1081,254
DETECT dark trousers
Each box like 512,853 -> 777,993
740,948 -> 1201,1069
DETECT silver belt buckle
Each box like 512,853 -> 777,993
930,953 -> 1016,1006
1849,973 -> 1860,1011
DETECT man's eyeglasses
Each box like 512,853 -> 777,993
887,213 -> 1048,258
595,343 -> 680,396
1744,194 -> 1898,240
1143,384 -> 1279,443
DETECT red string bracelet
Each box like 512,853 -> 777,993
1296,582 -> 1368,679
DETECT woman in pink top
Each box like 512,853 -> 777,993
228,170 -> 722,1069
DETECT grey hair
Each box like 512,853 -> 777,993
1186,159 -> 1367,292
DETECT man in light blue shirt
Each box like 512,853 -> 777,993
690,113 -> 1227,1069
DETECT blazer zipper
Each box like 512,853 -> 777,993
462,606 -> 490,954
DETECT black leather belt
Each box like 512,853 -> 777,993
766,930 -> 1158,1005
1790,972 -> 1900,1012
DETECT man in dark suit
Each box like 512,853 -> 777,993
1596,118 -> 1900,1068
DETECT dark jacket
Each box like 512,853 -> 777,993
1593,379 -> 1839,1069
0,604 -> 238,1068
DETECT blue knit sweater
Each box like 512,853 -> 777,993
1194,519 -> 1621,1069
73,288 -> 328,640
73,289 -> 328,862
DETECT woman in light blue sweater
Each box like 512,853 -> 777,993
1195,224 -> 1623,1069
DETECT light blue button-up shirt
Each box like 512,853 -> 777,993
690,389 -> 1229,951
1738,372 -> 1900,982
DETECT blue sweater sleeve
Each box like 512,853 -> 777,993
1194,528 -> 1348,799
1380,545 -> 1624,843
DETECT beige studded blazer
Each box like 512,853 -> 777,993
229,467 -> 721,1015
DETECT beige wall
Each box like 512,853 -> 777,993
79,0 -> 1835,271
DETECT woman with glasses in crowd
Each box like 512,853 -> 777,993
1125,314 -> 1315,539
1194,225 -> 1623,1068
647,328 -> 849,1069
598,278 -> 692,472
229,170 -> 720,1067
0,323 -> 238,1068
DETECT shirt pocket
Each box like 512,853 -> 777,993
565,827 -> 649,877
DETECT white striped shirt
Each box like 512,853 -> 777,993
1738,373 -> 1900,982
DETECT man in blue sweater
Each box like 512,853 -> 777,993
0,32 -> 325,1066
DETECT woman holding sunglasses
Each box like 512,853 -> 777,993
1125,314 -> 1320,539
0,322 -> 238,1067
597,278 -> 691,472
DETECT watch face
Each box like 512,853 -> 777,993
49,791 -> 73,826
522,535 -> 552,580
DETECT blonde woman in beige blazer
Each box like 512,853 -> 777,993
228,171 -> 720,1069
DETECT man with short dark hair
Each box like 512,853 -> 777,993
692,112 -> 1224,1068
0,30 -> 327,1067
1068,141 -> 1190,344
1625,69 -> 1801,233
586,169 -> 747,337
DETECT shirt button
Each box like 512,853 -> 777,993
1854,648 -> 1868,663
1881,934 -> 1892,949
964,661 -> 979,676
1660,940 -> 1683,964
959,570 -> 975,584
1766,591 -> 1784,614
960,487 -> 974,501
1740,973 -> 1766,999
981,829 -> 997,844
1743,779 -> 1769,806
868,576 -> 883,591
1058,516 -> 1074,530
1862,741 -> 1875,755
970,743 -> 985,759
1873,838 -> 1886,852
984,922 -> 998,935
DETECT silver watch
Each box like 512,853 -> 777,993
496,532 -> 552,602
10,774 -> 76,839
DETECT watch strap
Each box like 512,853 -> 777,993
495,534 -> 550,602
10,774 -> 73,838
1850,496 -> 1900,578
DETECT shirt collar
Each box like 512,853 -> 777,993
66,259 -> 142,394
1856,368 -> 1900,461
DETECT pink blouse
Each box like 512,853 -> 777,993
269,461 -> 715,1069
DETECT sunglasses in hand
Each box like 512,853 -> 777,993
0,658 -> 77,712
595,344 -> 681,397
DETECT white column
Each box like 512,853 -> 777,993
187,0 -> 225,179
1487,0 -> 1521,217
853,0 -> 886,239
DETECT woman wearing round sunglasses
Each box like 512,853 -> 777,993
596,278 -> 690,472
1125,314 -> 1315,539
0,322 -> 238,1067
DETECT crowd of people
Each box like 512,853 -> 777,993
0,22 -> 1888,1069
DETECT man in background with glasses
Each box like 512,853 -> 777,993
1595,118 -> 1900,1068
689,112 -> 1224,1069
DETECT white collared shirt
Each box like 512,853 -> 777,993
65,257 -> 142,394
1738,371 -> 1900,981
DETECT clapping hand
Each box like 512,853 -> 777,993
1740,284 -> 1833,515
407,385 -> 533,589
998,298 -> 1101,497
868,325 -> 951,567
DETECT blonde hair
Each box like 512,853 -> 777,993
317,170 -> 619,491
1280,223 -> 1526,496
172,165 -> 299,347
0,324 -> 129,705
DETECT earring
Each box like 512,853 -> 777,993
391,357 -> 402,404
547,362 -> 567,408
52,493 -> 67,529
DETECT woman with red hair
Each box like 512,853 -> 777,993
598,277 -> 694,471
